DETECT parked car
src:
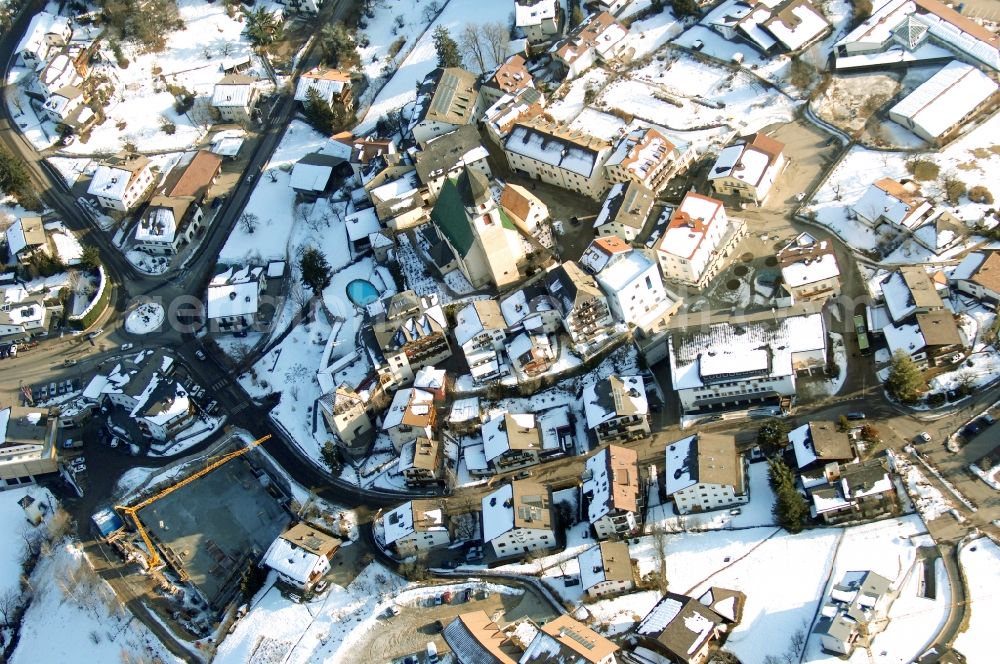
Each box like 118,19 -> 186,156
426,642 -> 439,664
121,343 -> 134,351
962,423 -> 982,439
513,470 -> 532,480
87,328 -> 103,339
194,349 -> 207,360
384,605 -> 400,618
916,432 -> 932,443
563,576 -> 581,587
206,400 -> 219,414
62,359 -> 78,367
847,411 -> 866,420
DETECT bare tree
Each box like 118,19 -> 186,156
481,21 -> 509,70
0,588 -> 21,626
239,212 -> 260,234
289,281 -> 311,311
459,24 -> 487,74
188,96 -> 218,131
651,524 -> 669,593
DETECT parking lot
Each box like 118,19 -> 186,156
21,377 -> 81,405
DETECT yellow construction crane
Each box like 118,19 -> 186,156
115,434 -> 271,574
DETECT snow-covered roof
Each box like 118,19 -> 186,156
455,300 -> 506,347
262,537 -> 325,585
483,412 -> 539,462
583,444 -> 639,523
515,0 -> 557,27
414,366 -> 446,391
577,541 -> 632,594
606,127 -> 679,183
658,192 -> 726,260
345,208 -> 381,242
135,205 -> 178,245
382,499 -> 446,545
16,12 -> 70,57
670,311 -> 826,390
889,61 -> 998,139
761,0 -> 830,51
206,266 -> 264,320
778,233 -> 840,287
789,421 -> 855,470
583,375 -> 648,429
707,133 -> 783,188
381,388 -> 434,431
449,397 -> 480,423
294,68 -> 350,103
879,267 -> 942,323
5,216 -> 45,257
289,162 -> 333,192
505,122 -> 606,178
211,79 -> 255,108
87,160 -> 148,202
482,483 -> 516,542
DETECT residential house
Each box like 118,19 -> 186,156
778,232 -> 841,303
950,250 -> 1000,303
133,196 -> 203,256
165,150 -> 223,199
348,136 -> 400,186
808,458 -> 897,524
294,68 -> 353,109
551,11 -> 629,79
40,85 -> 85,124
368,170 -> 425,230
504,119 -> 611,199
261,523 -> 341,592
654,192 -> 746,289
578,541 -> 635,599
544,261 -> 616,350
482,480 -> 556,558
33,48 -> 87,99
478,55 -> 534,111
877,266 -> 945,324
428,168 -> 524,290
499,183 -> 548,234
507,332 -> 557,378
483,87 -> 546,142
711,0 -> 831,54
789,421 -> 857,472
410,68 -> 479,146
852,178 -> 933,229
413,366 -> 448,403
398,436 -> 444,487
205,265 -> 265,333
344,207 -> 382,255
698,587 -> 746,625
515,0 -> 560,44
414,125 -> 492,203
87,155 -> 155,212
381,499 -> 451,557
886,310 -> 967,368
500,284 -> 562,335
483,412 -> 544,472
0,287 -> 59,341
584,375 -> 650,444
592,181 -> 654,242
833,0 -> 1000,72
664,433 -> 749,514
708,132 -> 787,205
888,60 -> 998,143
520,615 -> 619,663
592,0 -> 629,13
4,216 -> 48,264
364,290 -> 452,388
15,11 -> 71,66
443,611 -> 522,664
668,308 -> 828,416
635,592 -> 732,664
605,127 -> 695,193
455,299 -> 510,383
318,384 -> 373,459
211,74 -> 260,123
0,407 -> 59,489
580,236 -> 677,333
381,387 -> 435,452
816,571 -> 896,655
583,444 -> 643,539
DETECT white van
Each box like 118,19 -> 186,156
426,642 -> 439,663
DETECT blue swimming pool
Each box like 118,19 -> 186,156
346,279 -> 380,306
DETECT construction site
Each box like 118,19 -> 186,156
108,433 -> 292,615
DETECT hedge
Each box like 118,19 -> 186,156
68,266 -> 110,330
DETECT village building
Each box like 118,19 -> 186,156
501,284 -> 562,335
635,591 -> 736,664
381,387 -> 436,452
951,250 -> 1000,304
133,196 -> 203,256
364,290 -> 452,388
852,178 -> 932,229
499,182 -> 549,234
711,0 -> 831,54
483,87 -> 546,142
592,181 -> 654,242
521,614 -> 619,664
551,11 -> 630,79
483,412 -> 543,472
807,459 -> 897,524
294,68 -> 353,109
604,127 -> 695,193
455,299 -> 510,383
504,119 -> 611,200
544,261 -> 617,351
205,265 -> 265,333
582,444 -> 642,539
816,571 -> 896,655
0,407 -> 59,489
15,11 -> 71,66
478,55 -> 534,111
515,0 -> 560,43
888,60 -> 998,143
578,540 -> 635,600
397,436 -> 444,487
654,192 -> 746,289
410,67 -> 479,145
482,480 -> 556,558
381,499 -> 451,557
789,421 -> 857,472
414,125 -> 492,203
261,523 -> 341,592
318,384 -> 373,459
583,375 -> 650,444
778,232 -> 841,303
708,133 -> 787,205
40,85 -> 85,124
211,74 -> 260,123
507,332 -> 557,378
87,155 -> 155,212
664,433 -> 749,514
4,216 -> 48,264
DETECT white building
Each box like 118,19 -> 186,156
593,181 -> 654,242
668,309 -> 827,415
483,87 -> 546,142
544,261 -> 617,351
211,74 -> 260,123
583,375 -> 650,444
205,266 -> 265,333
455,300 -> 510,383
708,133 -> 786,205
851,178 -> 932,229
605,127 -> 695,193
664,433 -> 748,515
381,388 -> 435,452
777,232 -> 841,303
551,11 -> 629,79
133,197 -> 204,256
499,183 -> 548,234
482,481 -> 556,559
4,216 -> 48,264
87,156 -> 155,212
482,412 -> 543,472
15,12 -> 71,66
712,0 -> 830,54
504,119 -> 611,200
381,499 -> 451,558
578,540 -> 634,600
318,385 -> 373,457
261,523 -> 341,592
500,284 -> 562,335
950,250 -> 1000,304
365,291 -> 452,389
515,0 -> 560,43
41,85 -> 85,124
580,236 -> 677,333
294,68 -> 353,108
583,444 -> 642,540
888,60 -> 998,143
654,192 -> 746,289
817,571 -> 895,655
33,50 -> 84,99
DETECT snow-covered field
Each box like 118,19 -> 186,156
0,487 -> 55,598
954,537 -> 1000,663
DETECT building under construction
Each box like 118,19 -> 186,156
119,436 -> 292,610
